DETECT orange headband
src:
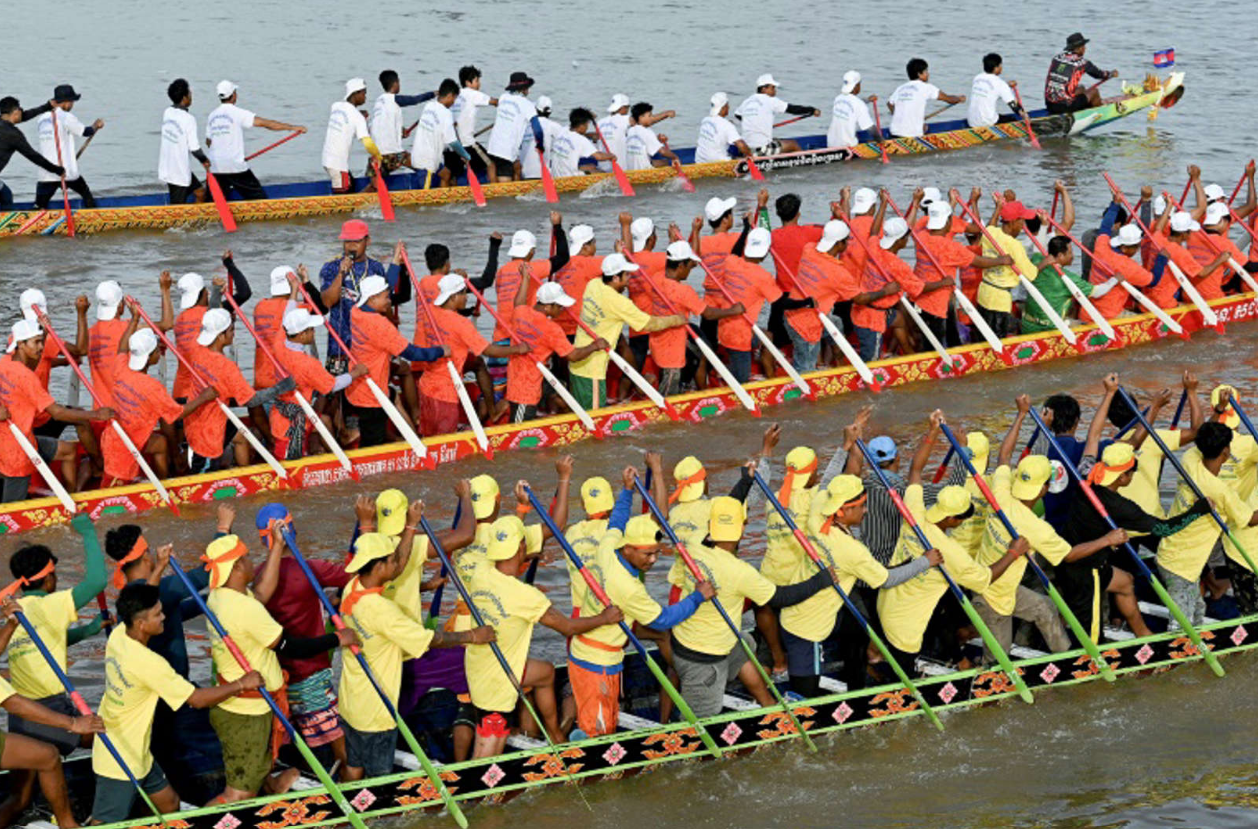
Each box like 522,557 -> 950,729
1086,456 -> 1136,485
820,494 -> 867,535
778,458 -> 818,504
201,540 -> 248,588
0,560 -> 57,601
340,580 -> 383,616
257,516 -> 293,547
669,469 -> 707,504
111,537 -> 149,590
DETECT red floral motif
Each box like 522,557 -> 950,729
255,796 -> 334,829
641,728 -> 701,759
520,747 -> 586,783
867,688 -> 918,718
396,772 -> 460,805
754,707 -> 814,741
972,667 -> 1021,698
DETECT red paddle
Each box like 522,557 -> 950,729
772,114 -> 810,129
204,171 -> 237,232
591,120 -> 635,197
466,165 -> 487,207
661,139 -> 694,192
536,147 -> 559,203
1012,86 -> 1041,150
244,130 -> 301,162
372,160 -> 395,221
871,97 -> 889,164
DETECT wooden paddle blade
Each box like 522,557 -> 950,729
373,162 -> 396,221
610,161 -> 636,197
205,172 -> 237,232
537,150 -> 559,203
466,167 -> 487,207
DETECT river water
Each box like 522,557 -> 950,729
3,1 -> 1257,826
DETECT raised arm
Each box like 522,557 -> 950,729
1083,373 -> 1118,459
908,410 -> 944,485
999,395 -> 1031,468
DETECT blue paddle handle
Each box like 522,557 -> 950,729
426,498 -> 461,622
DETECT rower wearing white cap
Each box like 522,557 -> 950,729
19,288 -> 94,459
368,69 -> 436,175
322,78 -> 381,194
205,81 -> 305,201
839,185 -> 881,277
548,108 -> 614,178
553,223 -> 603,338
270,308 -> 367,460
889,58 -> 965,139
1237,161 -> 1258,277
568,254 -> 685,409
694,92 -> 752,164
411,79 -> 468,188
519,95 -> 564,180
86,280 -> 130,406
734,74 -> 819,155
852,214 -> 922,361
966,54 -> 1023,129
1089,217 -> 1153,319
826,71 -> 876,150
1186,199 -> 1245,300
505,280 -> 605,421
171,252 -> 253,401
595,93 -> 631,174
251,266 -> 303,390
703,205 -> 783,382
624,102 -> 679,171
493,211 -> 569,343
785,219 -> 855,371
1150,208 -> 1228,303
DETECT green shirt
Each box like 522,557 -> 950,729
1024,253 -> 1093,334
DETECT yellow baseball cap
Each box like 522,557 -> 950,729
470,474 -> 501,520
925,485 -> 973,523
708,496 -> 745,542
965,431 -> 990,473
345,532 -> 400,573
820,475 -> 865,515
202,534 -> 249,589
486,516 -> 526,561
376,489 -> 408,536
785,446 -> 817,471
624,515 -> 661,547
580,476 -> 614,515
1088,442 -> 1137,487
1212,384 -> 1240,427
672,456 -> 706,503
1011,455 -> 1053,500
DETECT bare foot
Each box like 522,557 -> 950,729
264,767 -> 301,795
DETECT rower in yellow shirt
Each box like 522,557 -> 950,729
949,430 -> 994,555
338,532 -> 494,781
92,584 -> 260,825
1210,383 -> 1258,614
976,200 -> 1039,337
1112,373 -> 1203,520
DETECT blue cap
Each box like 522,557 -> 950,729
255,503 -> 294,536
868,436 -> 897,463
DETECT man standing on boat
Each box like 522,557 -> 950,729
205,81 -> 305,201
34,85 -> 101,210
734,74 -> 819,155
1044,33 -> 1118,114
318,220 -> 410,374
322,78 -> 381,194
0,94 -> 63,208
826,72 -> 876,151
485,71 -> 541,182
449,66 -> 497,182
158,79 -> 211,205
369,70 -> 435,175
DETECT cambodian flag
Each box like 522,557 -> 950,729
1154,49 -> 1175,67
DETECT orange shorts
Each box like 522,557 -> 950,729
568,661 -> 621,737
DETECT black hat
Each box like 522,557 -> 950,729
52,84 -> 81,103
1065,33 -> 1089,49
505,71 -> 535,91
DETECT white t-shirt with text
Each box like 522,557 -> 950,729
695,115 -> 742,163
734,92 -> 788,149
158,107 -> 202,187
322,100 -> 369,172
889,80 -> 940,138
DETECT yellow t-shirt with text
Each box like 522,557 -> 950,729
570,279 -> 652,380
382,535 -> 430,621
463,566 -> 551,713
9,590 -> 77,699
668,542 -> 775,656
779,515 -> 887,643
565,516 -> 610,610
570,529 -> 665,668
760,486 -> 817,586
206,587 -> 284,716
341,592 -> 435,732
1158,447 -> 1253,581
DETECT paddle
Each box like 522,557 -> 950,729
1201,392 -> 1258,575
620,252 -> 758,415
1018,209 -> 1118,342
660,139 -> 695,193
415,515 -> 593,806
204,170 -> 238,233
218,291 -> 358,481
750,468 -> 948,725
693,259 -> 812,399
766,247 -> 880,391
520,484 -> 726,756
1103,174 -> 1221,331
371,160 -> 396,221
1026,403 -> 1225,676
48,108 -> 76,236
402,249 -> 493,458
128,298 -> 291,485
279,527 -> 469,828
165,561 -> 372,829
1226,163 -> 1250,206
590,120 -> 635,197
1011,86 -> 1041,150
460,277 -> 600,437
424,499 -> 461,624
244,130 -> 301,162
465,165 -> 487,208
536,146 -> 560,203
870,99 -> 889,164
294,283 -> 432,466
922,101 -> 961,122
934,423 -> 1117,681
74,131 -> 95,161
632,475 -> 818,752
771,115 -> 811,129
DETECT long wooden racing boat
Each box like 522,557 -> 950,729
0,285 -> 1248,538
0,73 -> 1184,238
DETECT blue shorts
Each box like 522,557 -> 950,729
781,623 -> 842,679
92,763 -> 168,824
343,721 -> 398,779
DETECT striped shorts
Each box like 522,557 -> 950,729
288,668 -> 343,747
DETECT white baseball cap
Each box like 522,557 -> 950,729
536,282 -> 575,307
745,227 -> 771,258
434,273 -> 466,305
1204,202 -> 1231,226
127,328 -> 159,371
607,93 -> 629,112
1204,183 -> 1227,202
666,240 -> 702,262
926,201 -> 953,231
1109,223 -> 1142,248
355,275 -> 390,307
710,92 -> 729,116
345,77 -> 367,97
269,266 -> 295,297
920,187 -> 943,206
216,80 -> 238,100
177,272 -> 205,310
568,224 -> 595,249
95,280 -> 124,320
630,217 -> 655,251
756,73 -> 781,88
282,308 -> 324,335
537,95 -> 553,114
816,220 -> 851,252
841,71 -> 861,95
1153,194 -> 1167,216
196,308 -> 232,346
601,253 -> 639,277
19,289 -> 46,321
704,196 -> 737,222
508,229 -> 537,258
7,319 -> 41,353
1169,211 -> 1200,233
852,187 -> 877,214
879,217 -> 909,249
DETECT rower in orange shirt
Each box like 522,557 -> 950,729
87,280 -> 131,408
702,216 -> 783,383
1186,202 -> 1244,300
494,212 -> 568,342
783,220 -> 856,371
1149,210 -> 1228,305
856,216 -> 924,358
552,224 -> 602,338
506,280 -> 605,421
1089,210 -> 1153,319
252,267 -> 302,390
20,288 -> 95,467
841,186 -> 880,277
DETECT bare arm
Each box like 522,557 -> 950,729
1083,374 -> 1118,459
253,116 -> 305,133
999,396 -> 1031,467
908,412 -> 943,485
250,525 -> 286,604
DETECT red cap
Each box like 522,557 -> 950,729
339,219 -> 370,241
999,201 -> 1035,223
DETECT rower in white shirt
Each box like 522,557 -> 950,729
158,78 -> 211,204
520,96 -> 565,180
595,94 -> 631,174
967,53 -> 1024,128
734,73 -> 819,155
34,84 -> 102,210
369,69 -> 435,174
695,92 -> 753,164
449,65 -> 497,182
412,79 -> 471,188
205,80 -> 305,200
827,71 -> 877,150
321,78 -> 381,193
485,71 -> 541,183
888,58 -> 966,138
624,102 -> 680,171
549,108 -> 614,177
